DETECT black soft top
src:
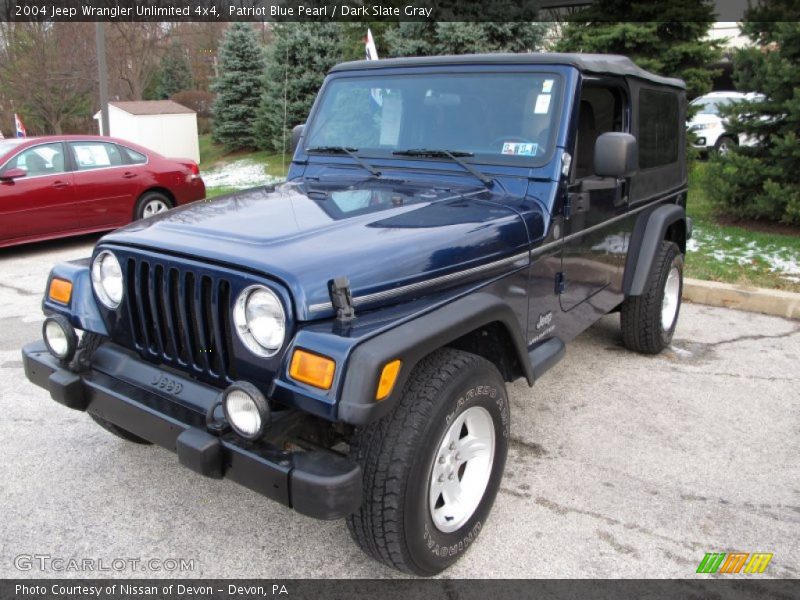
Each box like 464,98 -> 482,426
330,52 -> 685,90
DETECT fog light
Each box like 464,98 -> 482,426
221,381 -> 270,440
43,315 -> 78,361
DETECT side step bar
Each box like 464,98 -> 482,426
528,337 -> 565,381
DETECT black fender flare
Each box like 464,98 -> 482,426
623,203 -> 687,297
337,292 -> 532,426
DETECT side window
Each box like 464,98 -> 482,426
69,142 -> 124,170
638,89 -> 679,169
4,143 -> 66,176
574,85 -> 626,179
121,146 -> 147,164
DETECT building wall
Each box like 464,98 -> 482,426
99,106 -> 200,163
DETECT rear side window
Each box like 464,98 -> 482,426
70,142 -> 124,170
121,146 -> 147,164
638,89 -> 679,169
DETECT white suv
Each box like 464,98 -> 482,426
688,91 -> 763,155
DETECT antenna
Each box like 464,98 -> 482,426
281,44 -> 288,175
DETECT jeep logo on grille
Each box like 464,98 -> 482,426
151,374 -> 183,395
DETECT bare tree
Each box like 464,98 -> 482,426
0,22 -> 96,134
107,22 -> 166,100
169,22 -> 230,92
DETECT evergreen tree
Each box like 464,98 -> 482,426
157,41 -> 193,99
555,0 -> 721,98
386,22 -> 547,57
255,23 -> 346,153
704,1 -> 800,224
211,23 -> 265,151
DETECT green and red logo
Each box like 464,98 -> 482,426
696,552 -> 773,574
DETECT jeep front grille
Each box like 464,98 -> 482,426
125,258 -> 236,383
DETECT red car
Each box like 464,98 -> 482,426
0,135 -> 205,248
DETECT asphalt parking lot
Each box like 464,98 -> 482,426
0,236 -> 798,579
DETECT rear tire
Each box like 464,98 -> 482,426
134,191 -> 172,220
620,241 -> 683,354
346,348 -> 510,576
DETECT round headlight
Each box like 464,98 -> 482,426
233,286 -> 285,357
91,250 -> 123,309
42,315 -> 78,361
222,381 -> 270,440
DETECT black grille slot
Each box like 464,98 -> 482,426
125,258 -> 234,384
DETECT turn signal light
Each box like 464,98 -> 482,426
375,359 -> 402,401
289,349 -> 336,390
48,278 -> 73,304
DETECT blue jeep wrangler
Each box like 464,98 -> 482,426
23,54 -> 690,575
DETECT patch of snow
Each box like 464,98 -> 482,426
202,159 -> 283,190
768,255 -> 800,279
689,225 -> 800,282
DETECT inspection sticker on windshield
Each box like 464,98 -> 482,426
502,142 -> 538,156
534,94 -> 552,114
542,79 -> 554,93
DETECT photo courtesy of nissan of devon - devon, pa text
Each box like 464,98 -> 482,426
23,52 -> 693,575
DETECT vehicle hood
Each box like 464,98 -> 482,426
102,178 -> 536,320
688,113 -> 722,128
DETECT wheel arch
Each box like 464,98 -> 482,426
337,292 -> 532,426
623,203 -> 687,297
134,187 -> 175,219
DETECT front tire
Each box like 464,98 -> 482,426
347,348 -> 510,576
75,333 -> 153,445
90,414 -> 152,445
714,135 -> 737,156
620,240 -> 683,354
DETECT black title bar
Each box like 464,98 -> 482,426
0,0 -> 753,22
3,579 -> 800,600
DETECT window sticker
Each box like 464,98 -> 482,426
74,144 -> 111,168
542,79 -> 554,94
534,94 -> 552,114
502,142 -> 538,156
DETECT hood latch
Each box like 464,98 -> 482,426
329,277 -> 355,323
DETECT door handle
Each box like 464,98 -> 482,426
53,181 -> 68,189
614,178 -> 628,207
122,172 -> 137,179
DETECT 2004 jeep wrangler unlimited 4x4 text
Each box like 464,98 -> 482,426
23,54 -> 690,575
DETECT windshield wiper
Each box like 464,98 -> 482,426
392,148 -> 493,187
306,146 -> 381,177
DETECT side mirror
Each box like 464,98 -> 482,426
594,132 -> 638,178
0,167 -> 26,181
290,124 -> 305,155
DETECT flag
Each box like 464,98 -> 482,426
365,28 -> 379,61
365,29 -> 382,107
14,114 -> 26,138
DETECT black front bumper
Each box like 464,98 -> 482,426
22,341 -> 361,520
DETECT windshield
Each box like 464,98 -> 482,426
305,72 -> 563,165
0,138 -> 27,157
691,97 -> 737,116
